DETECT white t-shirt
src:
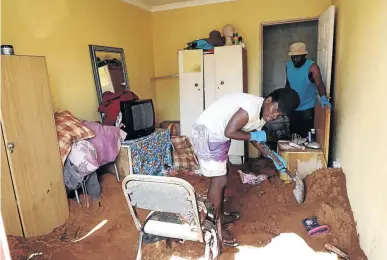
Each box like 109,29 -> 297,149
196,93 -> 266,141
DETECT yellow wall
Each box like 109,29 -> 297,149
331,0 -> 387,259
1,0 -> 155,121
151,0 -> 331,123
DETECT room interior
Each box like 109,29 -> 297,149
1,0 -> 386,259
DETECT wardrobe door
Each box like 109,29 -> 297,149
1,127 -> 23,236
1,55 -> 69,237
204,54 -> 216,109
214,45 -> 244,97
179,50 -> 204,139
214,46 -> 246,160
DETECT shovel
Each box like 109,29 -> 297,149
264,147 -> 305,203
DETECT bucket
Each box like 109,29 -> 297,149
1,45 -> 15,55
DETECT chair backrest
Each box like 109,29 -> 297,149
121,174 -> 201,230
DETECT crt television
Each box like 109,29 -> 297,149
120,99 -> 155,140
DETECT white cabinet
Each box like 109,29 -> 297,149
179,45 -> 247,162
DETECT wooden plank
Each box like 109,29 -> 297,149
1,127 -> 23,236
314,105 -> 331,162
151,74 -> 178,81
1,56 -> 69,237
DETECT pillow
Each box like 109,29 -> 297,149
68,140 -> 99,176
54,110 -> 95,164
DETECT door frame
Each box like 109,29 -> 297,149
259,17 -> 319,96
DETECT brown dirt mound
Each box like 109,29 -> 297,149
6,164 -> 367,260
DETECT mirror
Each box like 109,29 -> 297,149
89,45 -> 130,103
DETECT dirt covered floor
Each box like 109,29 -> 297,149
7,159 -> 367,260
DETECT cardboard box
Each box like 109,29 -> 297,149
278,144 -> 327,179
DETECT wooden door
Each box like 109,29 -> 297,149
1,56 -> 69,237
315,6 -> 335,162
1,126 -> 23,236
179,50 -> 204,139
214,46 -> 246,158
317,5 -> 335,97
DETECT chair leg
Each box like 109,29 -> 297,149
114,163 -> 120,181
74,189 -> 80,204
136,231 -> 144,260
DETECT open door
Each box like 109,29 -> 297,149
315,5 -> 335,162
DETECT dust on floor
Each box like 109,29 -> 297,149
7,159 -> 367,260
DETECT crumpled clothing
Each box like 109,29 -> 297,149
238,170 -> 268,185
63,159 -> 101,199
98,90 -> 139,125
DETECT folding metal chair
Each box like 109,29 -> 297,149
122,175 -> 221,260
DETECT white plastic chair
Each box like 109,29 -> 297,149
122,174 -> 221,260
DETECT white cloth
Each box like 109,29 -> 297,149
196,93 -> 266,141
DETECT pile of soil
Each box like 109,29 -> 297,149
7,160 -> 367,259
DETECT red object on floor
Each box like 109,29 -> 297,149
98,90 -> 139,125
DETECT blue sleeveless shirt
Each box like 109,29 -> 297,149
286,59 -> 317,111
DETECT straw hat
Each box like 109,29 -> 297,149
288,42 -> 308,56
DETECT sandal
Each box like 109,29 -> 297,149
222,211 -> 240,227
222,229 -> 240,247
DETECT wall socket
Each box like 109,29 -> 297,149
332,161 -> 341,168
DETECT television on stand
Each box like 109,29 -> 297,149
120,99 -> 155,140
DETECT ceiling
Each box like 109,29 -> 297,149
122,0 -> 236,12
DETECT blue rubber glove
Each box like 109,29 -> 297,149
320,95 -> 331,108
268,151 -> 287,172
250,130 -> 266,143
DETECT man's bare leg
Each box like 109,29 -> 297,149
208,175 -> 238,246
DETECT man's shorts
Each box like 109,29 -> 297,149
191,124 -> 230,177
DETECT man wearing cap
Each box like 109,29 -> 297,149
285,42 -> 331,138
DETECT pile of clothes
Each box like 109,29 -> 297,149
54,111 -> 126,199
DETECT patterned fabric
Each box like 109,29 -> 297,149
122,129 -> 174,176
191,124 -> 231,177
67,140 -> 99,176
54,111 -> 95,164
191,124 -> 231,162
170,136 -> 199,171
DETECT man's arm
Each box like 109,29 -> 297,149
285,67 -> 290,88
250,141 -> 271,157
310,63 -> 327,96
224,108 -> 251,141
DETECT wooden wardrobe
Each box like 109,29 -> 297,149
179,45 -> 248,163
1,55 -> 69,237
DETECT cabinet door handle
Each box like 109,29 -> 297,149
194,83 -> 198,87
220,81 -> 224,85
7,142 -> 15,153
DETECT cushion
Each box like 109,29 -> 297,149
67,140 -> 99,175
171,136 -> 199,171
54,110 -> 95,164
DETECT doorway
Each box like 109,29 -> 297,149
261,19 -> 318,148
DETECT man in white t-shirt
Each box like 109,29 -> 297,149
192,88 -> 300,247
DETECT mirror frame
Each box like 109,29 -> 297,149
89,44 -> 130,104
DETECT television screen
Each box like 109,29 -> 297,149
131,102 -> 154,131
120,99 -> 155,140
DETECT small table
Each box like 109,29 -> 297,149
277,141 -> 327,181
114,129 -> 174,178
